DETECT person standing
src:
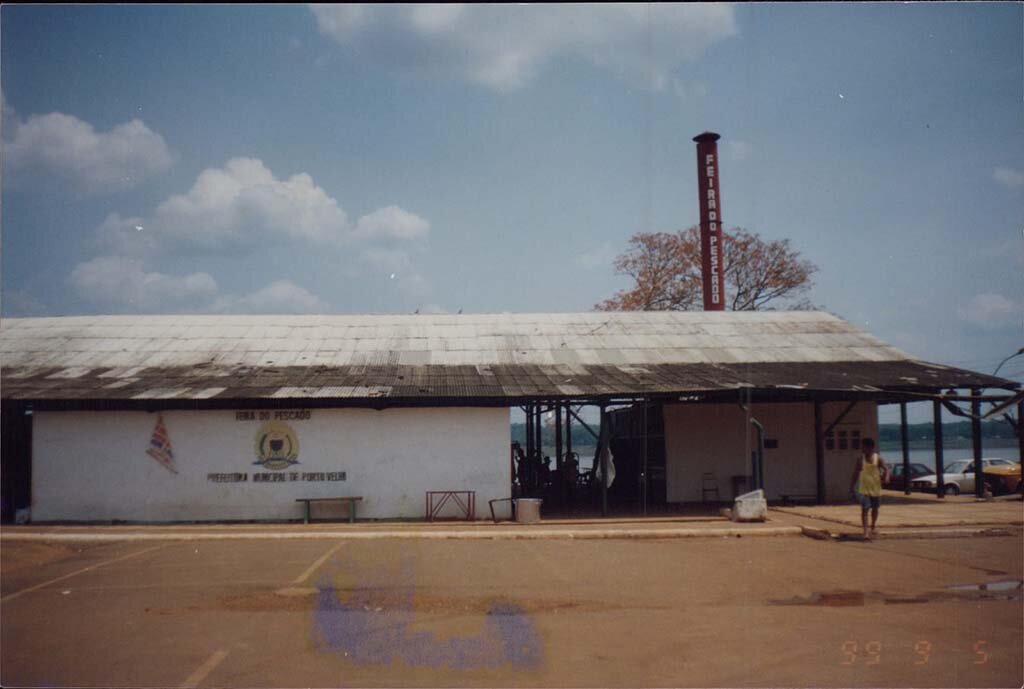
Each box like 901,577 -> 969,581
562,452 -> 579,510
850,437 -> 889,539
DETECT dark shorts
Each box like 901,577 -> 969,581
858,493 -> 880,510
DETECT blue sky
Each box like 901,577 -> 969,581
2,4 -> 1022,420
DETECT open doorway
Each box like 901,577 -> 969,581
1,404 -> 32,524
509,401 -> 666,517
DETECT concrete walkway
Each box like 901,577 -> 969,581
1,515 -> 802,542
772,490 -> 1023,525
3,491 -> 1019,542
768,490 -> 1023,540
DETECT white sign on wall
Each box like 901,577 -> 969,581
202,410 -> 347,485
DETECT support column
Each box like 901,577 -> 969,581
933,400 -> 945,499
535,401 -> 543,465
972,389 -> 983,498
600,404 -> 609,517
813,401 -> 825,504
1018,400 -> 1024,465
565,404 -> 573,463
900,402 -> 910,496
641,400 -> 649,516
525,404 -> 534,468
555,402 -> 563,472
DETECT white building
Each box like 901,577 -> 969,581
0,312 -> 1015,523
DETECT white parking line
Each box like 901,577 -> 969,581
1,543 -> 173,603
292,541 -> 345,584
180,649 -> 228,688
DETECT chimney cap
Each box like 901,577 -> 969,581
692,131 -> 721,143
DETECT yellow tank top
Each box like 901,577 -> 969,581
858,453 -> 882,496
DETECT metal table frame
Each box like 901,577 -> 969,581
425,490 -> 476,521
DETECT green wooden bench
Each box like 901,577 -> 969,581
296,496 -> 363,524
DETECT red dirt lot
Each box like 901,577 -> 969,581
2,533 -> 1021,688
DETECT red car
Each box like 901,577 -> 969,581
883,462 -> 933,491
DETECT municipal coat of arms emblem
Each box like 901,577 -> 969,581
254,421 -> 300,470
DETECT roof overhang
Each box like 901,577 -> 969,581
2,360 -> 1016,411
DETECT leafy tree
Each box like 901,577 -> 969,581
596,226 -> 818,311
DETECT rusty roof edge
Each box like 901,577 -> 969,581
901,359 -> 1020,390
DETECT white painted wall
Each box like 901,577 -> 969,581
32,407 -> 510,522
820,402 -> 880,502
664,401 -> 877,503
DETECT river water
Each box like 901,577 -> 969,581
882,445 -> 1020,471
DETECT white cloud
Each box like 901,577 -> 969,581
354,205 -> 430,241
70,256 -> 219,313
359,246 -> 417,276
993,166 -> 1024,190
359,246 -> 430,298
150,157 -> 349,252
4,110 -> 172,195
957,293 -> 1023,329
69,255 -> 333,315
311,4 -> 737,91
1,89 -> 15,134
74,157 -> 432,315
95,213 -> 162,257
96,157 -> 430,257
219,280 -> 330,314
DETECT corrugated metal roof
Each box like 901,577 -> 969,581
0,312 -> 1015,403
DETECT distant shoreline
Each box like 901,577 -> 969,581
879,440 -> 1019,452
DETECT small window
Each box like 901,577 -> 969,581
838,430 -> 848,451
825,430 -> 835,451
764,438 -> 779,449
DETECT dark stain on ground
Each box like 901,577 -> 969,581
770,590 -> 867,607
202,589 -> 647,615
140,585 -> 667,618
770,580 -> 1023,607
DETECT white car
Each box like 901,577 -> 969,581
910,458 -> 1018,496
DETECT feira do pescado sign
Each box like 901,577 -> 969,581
693,131 -> 725,311
203,410 -> 346,484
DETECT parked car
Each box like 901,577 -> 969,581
981,462 -> 1022,495
883,462 -> 933,490
909,458 -> 1019,496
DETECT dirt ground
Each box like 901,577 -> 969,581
2,532 -> 1021,688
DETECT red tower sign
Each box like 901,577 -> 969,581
693,131 -> 725,311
